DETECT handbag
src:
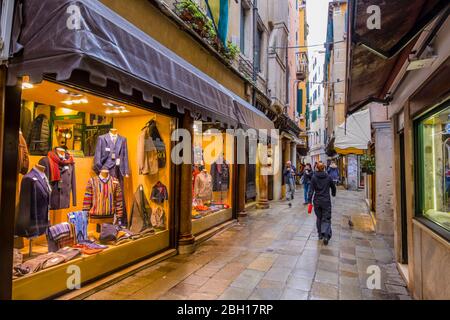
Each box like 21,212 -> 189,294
308,203 -> 313,215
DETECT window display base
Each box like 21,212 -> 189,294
192,208 -> 233,236
13,230 -> 170,300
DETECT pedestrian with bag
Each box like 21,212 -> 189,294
302,163 -> 313,205
308,162 -> 336,245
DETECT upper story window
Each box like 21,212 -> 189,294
240,3 -> 249,55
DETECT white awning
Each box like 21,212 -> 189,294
334,108 -> 371,153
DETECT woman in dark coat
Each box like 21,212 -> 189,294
308,162 -> 336,245
302,163 -> 313,205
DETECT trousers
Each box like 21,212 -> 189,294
314,202 -> 332,240
285,182 -> 295,201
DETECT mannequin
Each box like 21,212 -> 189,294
83,167 -> 124,233
194,168 -> 213,201
16,163 -> 52,255
38,147 -> 76,210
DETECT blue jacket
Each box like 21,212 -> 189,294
16,168 -> 51,238
94,134 -> 130,176
327,167 -> 339,181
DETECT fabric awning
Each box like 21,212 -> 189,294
7,0 -> 273,130
334,108 -> 371,153
346,0 -> 448,114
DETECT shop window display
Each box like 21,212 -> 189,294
13,80 -> 173,282
191,122 -> 233,221
416,104 -> 450,232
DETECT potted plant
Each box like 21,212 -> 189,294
360,154 -> 376,175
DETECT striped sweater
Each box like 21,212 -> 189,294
83,176 -> 123,218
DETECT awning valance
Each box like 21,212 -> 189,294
334,108 -> 371,153
7,0 -> 273,130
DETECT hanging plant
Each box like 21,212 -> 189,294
360,154 -> 376,174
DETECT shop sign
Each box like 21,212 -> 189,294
0,0 -> 15,63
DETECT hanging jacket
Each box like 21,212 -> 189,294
211,161 -> 230,192
146,120 -> 166,168
29,114 -> 50,155
150,181 -> 169,204
20,105 -> 32,144
94,133 -> 129,177
16,168 -> 51,238
18,132 -> 29,175
129,185 -> 153,234
137,125 -> 158,175
39,151 -> 76,210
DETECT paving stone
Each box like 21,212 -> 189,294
291,268 -> 316,279
281,288 -> 309,300
230,269 -> 265,290
315,269 -> 339,286
169,283 -> 199,296
263,267 -> 292,283
310,282 -> 338,300
248,255 -> 277,272
198,278 -> 232,295
219,287 -> 253,300
286,275 -> 313,291
182,274 -> 210,287
195,266 -> 220,278
249,287 -> 283,300
273,254 -> 299,268
317,260 -> 339,272
188,292 -> 219,300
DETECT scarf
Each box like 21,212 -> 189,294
47,150 -> 74,182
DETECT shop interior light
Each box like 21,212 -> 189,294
105,109 -> 121,114
61,98 -> 88,105
57,88 -> 69,94
22,82 -> 34,89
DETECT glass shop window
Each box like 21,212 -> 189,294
13,79 -> 173,283
191,121 -> 233,221
416,104 -> 450,232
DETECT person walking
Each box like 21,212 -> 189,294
302,163 -> 313,205
327,161 -> 339,185
283,161 -> 296,201
308,162 -> 336,245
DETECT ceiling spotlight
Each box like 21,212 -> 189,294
22,83 -> 34,89
57,88 -> 69,94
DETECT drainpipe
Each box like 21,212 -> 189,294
252,0 -> 258,106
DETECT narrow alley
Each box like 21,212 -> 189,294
83,188 -> 410,300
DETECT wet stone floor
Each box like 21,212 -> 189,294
84,187 -> 411,300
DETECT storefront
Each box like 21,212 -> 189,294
346,0 -> 449,299
0,0 -> 274,300
12,79 -> 176,300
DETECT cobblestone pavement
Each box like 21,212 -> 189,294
84,187 -> 411,300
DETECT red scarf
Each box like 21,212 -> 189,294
47,150 -> 74,182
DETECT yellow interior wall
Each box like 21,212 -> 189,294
114,113 -> 173,230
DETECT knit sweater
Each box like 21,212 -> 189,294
83,176 -> 123,218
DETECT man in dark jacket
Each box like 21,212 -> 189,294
308,162 -> 336,245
